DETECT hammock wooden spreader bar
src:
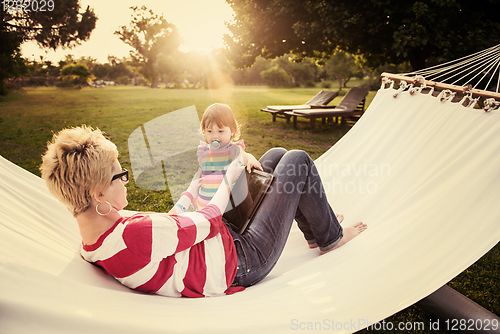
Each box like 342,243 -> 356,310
381,72 -> 500,101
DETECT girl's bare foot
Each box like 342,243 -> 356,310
308,214 -> 345,249
320,222 -> 367,254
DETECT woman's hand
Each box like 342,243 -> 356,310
207,157 -> 244,214
168,206 -> 184,215
169,168 -> 201,215
225,153 -> 246,185
185,168 -> 202,198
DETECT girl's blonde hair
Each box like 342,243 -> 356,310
200,103 -> 241,141
40,125 -> 118,217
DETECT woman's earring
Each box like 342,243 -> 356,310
96,201 -> 112,216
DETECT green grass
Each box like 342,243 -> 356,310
0,84 -> 371,211
0,84 -> 498,333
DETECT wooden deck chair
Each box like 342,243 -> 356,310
285,87 -> 370,132
261,90 -> 339,122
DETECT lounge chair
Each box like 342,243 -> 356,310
285,87 -> 370,132
261,90 -> 339,122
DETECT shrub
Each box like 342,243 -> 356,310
321,81 -> 332,88
59,64 -> 92,87
260,66 -> 290,87
118,76 -> 130,85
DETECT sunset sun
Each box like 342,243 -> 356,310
149,0 -> 234,54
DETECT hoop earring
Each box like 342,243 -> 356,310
96,201 -> 112,216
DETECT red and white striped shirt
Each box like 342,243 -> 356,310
81,204 -> 244,297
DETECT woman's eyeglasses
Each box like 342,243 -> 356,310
112,169 -> 129,183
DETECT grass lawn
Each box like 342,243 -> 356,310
1,83 -> 498,332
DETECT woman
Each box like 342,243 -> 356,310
41,125 -> 366,297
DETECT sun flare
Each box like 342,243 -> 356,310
20,0 -> 234,62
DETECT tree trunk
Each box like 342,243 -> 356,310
151,77 -> 159,88
408,47 -> 431,71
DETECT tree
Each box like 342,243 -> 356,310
0,0 -> 97,94
183,51 -> 210,88
225,0 -> 500,71
323,51 -> 364,91
0,31 -> 25,94
115,6 -> 182,88
230,56 -> 271,85
2,1 -> 97,48
273,55 -> 317,87
155,52 -> 183,88
44,60 -> 59,77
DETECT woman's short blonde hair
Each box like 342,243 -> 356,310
40,125 -> 118,217
201,103 -> 241,141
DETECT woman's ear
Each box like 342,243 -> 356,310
92,191 -> 105,204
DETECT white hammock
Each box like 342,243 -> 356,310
1,81 -> 500,333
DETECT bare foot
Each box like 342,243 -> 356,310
308,214 -> 345,249
320,222 -> 367,254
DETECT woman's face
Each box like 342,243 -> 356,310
103,160 -> 128,212
204,123 -> 233,145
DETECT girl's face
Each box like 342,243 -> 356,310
204,123 -> 233,145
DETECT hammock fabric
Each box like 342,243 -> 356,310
1,83 -> 499,334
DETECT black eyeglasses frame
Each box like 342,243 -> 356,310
111,169 -> 129,183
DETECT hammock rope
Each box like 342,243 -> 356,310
382,45 -> 500,112
401,44 -> 500,95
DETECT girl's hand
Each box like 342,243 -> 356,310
245,153 -> 263,172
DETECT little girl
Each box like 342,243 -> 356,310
171,103 -> 262,213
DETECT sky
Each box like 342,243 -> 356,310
20,0 -> 235,64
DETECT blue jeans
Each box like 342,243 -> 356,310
229,148 -> 343,287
